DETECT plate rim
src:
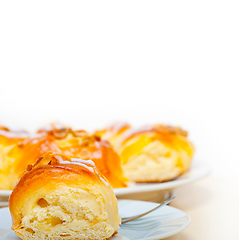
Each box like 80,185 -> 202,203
114,160 -> 211,196
117,199 -> 191,240
0,190 -> 11,197
0,201 -> 191,240
0,160 -> 211,198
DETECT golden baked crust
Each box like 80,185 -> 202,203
117,124 -> 194,183
39,124 -> 128,188
0,124 -> 128,190
95,122 -> 131,149
0,128 -> 60,190
9,153 -> 120,240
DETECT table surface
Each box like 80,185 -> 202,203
167,175 -> 239,240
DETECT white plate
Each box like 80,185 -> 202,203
0,200 -> 190,240
0,190 -> 11,198
0,160 -> 211,200
0,201 -> 8,208
115,161 -> 211,201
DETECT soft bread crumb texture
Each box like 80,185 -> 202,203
14,187 -> 120,240
123,140 -> 192,182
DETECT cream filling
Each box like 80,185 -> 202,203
16,187 -> 119,240
123,140 -> 191,182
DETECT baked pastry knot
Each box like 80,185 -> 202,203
9,153 -> 120,240
117,124 -> 194,183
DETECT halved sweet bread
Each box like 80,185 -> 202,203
9,153 -> 120,240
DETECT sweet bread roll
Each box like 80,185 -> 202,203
39,124 -> 128,188
0,124 -> 127,189
117,124 -> 194,183
95,122 -> 131,149
9,153 -> 120,240
0,127 -> 60,190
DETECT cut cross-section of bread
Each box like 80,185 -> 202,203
9,153 -> 121,240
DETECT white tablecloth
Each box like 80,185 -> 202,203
167,176 -> 239,240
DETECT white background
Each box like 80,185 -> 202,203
0,1 -> 238,177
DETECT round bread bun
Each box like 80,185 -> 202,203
9,153 -> 120,240
117,124 -> 195,183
